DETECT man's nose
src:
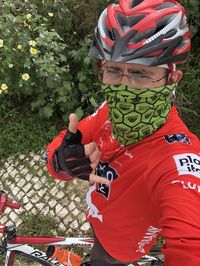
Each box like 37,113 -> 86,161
120,73 -> 132,86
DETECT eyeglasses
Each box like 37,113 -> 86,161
99,66 -> 170,86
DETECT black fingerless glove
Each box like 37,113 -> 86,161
54,130 -> 92,181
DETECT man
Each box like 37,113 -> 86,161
46,0 -> 200,265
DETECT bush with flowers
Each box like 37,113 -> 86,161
0,0 -> 102,122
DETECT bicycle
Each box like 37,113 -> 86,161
0,190 -> 164,266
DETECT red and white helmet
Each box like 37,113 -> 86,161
89,0 -> 191,66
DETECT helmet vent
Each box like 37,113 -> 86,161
155,14 -> 176,34
117,13 -> 145,33
154,2 -> 176,10
130,0 -> 144,8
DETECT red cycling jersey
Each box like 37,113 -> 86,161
47,103 -> 200,266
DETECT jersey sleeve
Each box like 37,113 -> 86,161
45,103 -> 105,181
146,143 -> 200,266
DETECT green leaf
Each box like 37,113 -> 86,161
84,57 -> 91,66
31,99 -> 46,110
75,106 -> 84,120
46,76 -> 60,89
90,97 -> 98,108
43,105 -> 53,118
79,83 -> 87,92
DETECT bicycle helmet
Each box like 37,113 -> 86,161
89,0 -> 191,66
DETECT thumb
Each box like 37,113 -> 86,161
68,113 -> 79,134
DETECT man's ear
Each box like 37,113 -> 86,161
169,70 -> 183,84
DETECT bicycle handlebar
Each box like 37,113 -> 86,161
0,190 -> 20,214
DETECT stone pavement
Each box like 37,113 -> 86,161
0,150 -> 90,235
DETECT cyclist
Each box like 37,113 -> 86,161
46,0 -> 200,265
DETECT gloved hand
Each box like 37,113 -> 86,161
54,114 -> 110,185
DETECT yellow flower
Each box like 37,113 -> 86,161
0,90 -> 2,94
29,40 -> 36,47
0,39 -> 4,48
8,64 -> 14,68
73,31 -> 77,35
30,47 -> 37,55
22,73 -> 30,81
1,84 -> 8,91
48,13 -> 54,17
17,44 -> 23,50
26,14 -> 32,20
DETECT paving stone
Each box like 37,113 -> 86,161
72,208 -> 80,217
25,203 -> 33,211
74,196 -> 81,203
29,160 -> 36,166
22,195 -> 29,204
19,154 -> 25,160
33,155 -> 41,162
49,199 -> 57,208
9,169 -> 18,178
58,208 -> 69,218
22,183 -> 32,193
38,189 -> 47,197
64,216 -> 73,224
34,182 -> 43,190
0,216 -> 8,224
32,176 -> 39,183
56,191 -> 65,199
24,173 -> 33,182
43,207 -> 50,215
70,220 -> 79,229
12,186 -> 21,195
59,223 -> 67,231
55,204 -> 64,214
36,203 -> 45,210
68,202 -> 76,212
9,211 -> 18,222
20,167 -> 29,175
30,196 -> 39,204
78,212 -> 87,222
81,222 -> 91,231
0,169 -> 6,175
16,190 -> 25,199
7,166 -> 14,174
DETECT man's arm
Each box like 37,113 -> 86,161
46,108 -> 110,185
148,150 -> 200,266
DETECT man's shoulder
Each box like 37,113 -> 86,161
87,101 -> 108,120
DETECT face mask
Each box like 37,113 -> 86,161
102,84 -> 177,145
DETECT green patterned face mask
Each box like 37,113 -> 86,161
102,84 -> 177,145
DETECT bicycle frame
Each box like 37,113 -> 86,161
3,236 -> 94,266
1,233 -> 160,266
0,191 -> 162,266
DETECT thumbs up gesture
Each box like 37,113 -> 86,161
56,113 -> 110,186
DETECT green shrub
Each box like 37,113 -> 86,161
0,110 -> 58,159
177,50 -> 200,136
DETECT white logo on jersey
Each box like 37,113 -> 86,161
173,153 -> 200,179
86,184 -> 103,223
172,180 -> 200,193
124,150 -> 133,159
136,226 -> 162,254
